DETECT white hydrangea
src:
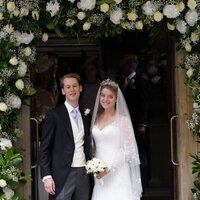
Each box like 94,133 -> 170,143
110,7 -> 123,25
176,20 -> 187,34
18,61 -> 27,77
3,187 -> 14,200
142,1 -> 157,16
6,94 -> 22,109
20,32 -> 34,45
77,0 -> 96,11
46,0 -> 60,17
163,4 -> 180,18
185,9 -> 198,27
0,138 -> 12,150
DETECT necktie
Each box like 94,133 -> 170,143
71,109 -> 80,130
122,77 -> 129,90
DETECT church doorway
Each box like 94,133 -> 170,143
30,31 -> 178,200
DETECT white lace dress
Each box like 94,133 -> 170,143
91,121 -> 141,200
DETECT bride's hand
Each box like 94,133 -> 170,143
96,168 -> 109,179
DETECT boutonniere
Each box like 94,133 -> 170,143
84,108 -> 91,116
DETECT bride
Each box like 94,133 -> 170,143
91,79 -> 142,200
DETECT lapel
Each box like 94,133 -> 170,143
60,104 -> 74,139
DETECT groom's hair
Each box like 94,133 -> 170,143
60,73 -> 82,88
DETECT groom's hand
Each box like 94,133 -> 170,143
96,168 -> 109,179
44,177 -> 56,195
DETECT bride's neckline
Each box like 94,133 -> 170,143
96,120 -> 116,131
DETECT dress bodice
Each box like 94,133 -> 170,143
92,122 -> 121,167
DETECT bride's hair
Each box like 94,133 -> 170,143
100,79 -> 118,96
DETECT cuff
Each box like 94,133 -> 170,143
42,175 -> 52,182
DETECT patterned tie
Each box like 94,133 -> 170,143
71,109 -> 80,130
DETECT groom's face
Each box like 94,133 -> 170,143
62,77 -> 82,105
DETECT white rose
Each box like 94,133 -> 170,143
20,7 -> 29,16
65,19 -> 76,27
186,67 -> 194,77
121,21 -> 131,30
9,56 -> 18,65
187,0 -> 197,10
15,79 -> 24,90
176,1 -> 185,12
77,11 -> 86,20
114,0 -> 122,4
167,22 -> 175,30
83,22 -> 91,31
100,3 -> 109,13
0,179 -> 7,188
0,103 -> 8,112
191,32 -> 199,43
185,43 -> 192,52
127,12 -> 138,21
4,24 -> 14,34
7,2 -> 16,12
42,33 -> 48,42
135,21 -> 143,30
32,10 -> 39,20
153,11 -> 163,22
0,12 -> 4,20
23,47 -> 32,57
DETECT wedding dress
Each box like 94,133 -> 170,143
92,119 -> 141,200
91,79 -> 142,200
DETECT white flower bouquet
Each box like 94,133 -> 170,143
85,157 -> 107,177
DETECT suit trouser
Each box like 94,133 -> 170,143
56,167 -> 90,200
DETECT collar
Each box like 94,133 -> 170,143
64,101 -> 79,113
127,72 -> 136,81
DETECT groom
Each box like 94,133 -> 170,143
40,73 -> 93,200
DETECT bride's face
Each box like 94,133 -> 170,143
100,87 -> 117,110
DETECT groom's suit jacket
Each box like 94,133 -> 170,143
40,103 -> 92,200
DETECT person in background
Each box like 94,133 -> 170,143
80,56 -> 105,112
33,53 -> 57,118
40,73 -> 93,200
120,54 -> 149,192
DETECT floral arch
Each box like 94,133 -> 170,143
0,0 -> 200,199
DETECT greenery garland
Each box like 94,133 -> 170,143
0,0 -> 200,199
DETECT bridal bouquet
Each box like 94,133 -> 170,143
85,157 -> 107,177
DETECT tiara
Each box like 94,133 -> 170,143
100,79 -> 118,88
